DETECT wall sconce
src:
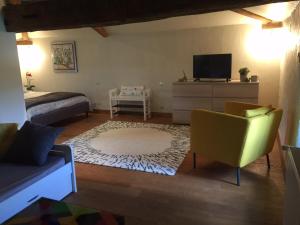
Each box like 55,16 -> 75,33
16,32 -> 33,45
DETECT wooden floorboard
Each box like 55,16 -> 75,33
55,112 -> 284,225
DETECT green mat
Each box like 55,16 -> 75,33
5,198 -> 124,225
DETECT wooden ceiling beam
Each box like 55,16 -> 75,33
93,27 -> 109,38
232,8 -> 284,29
231,8 -> 272,23
3,0 -> 295,32
8,0 -> 34,44
262,21 -> 283,29
16,32 -> 33,45
6,0 -> 21,5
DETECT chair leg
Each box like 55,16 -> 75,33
266,154 -> 271,169
193,152 -> 196,169
236,167 -> 240,186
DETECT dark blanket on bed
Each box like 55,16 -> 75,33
25,92 -> 86,110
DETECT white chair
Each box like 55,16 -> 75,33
109,86 -> 151,121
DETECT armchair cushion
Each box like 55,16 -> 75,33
244,107 -> 272,118
4,121 -> 63,166
0,124 -> 18,160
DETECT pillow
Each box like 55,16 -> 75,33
120,86 -> 144,96
243,107 -> 273,118
4,121 -> 63,166
0,123 -> 18,160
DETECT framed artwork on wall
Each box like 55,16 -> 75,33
51,41 -> 78,72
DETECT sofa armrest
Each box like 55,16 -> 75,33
191,109 -> 250,167
49,144 -> 77,192
50,144 -> 73,163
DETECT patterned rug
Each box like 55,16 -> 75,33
5,198 -> 124,225
64,121 -> 190,175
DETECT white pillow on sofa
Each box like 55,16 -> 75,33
120,86 -> 144,96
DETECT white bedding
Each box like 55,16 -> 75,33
24,91 -> 91,120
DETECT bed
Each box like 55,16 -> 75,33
24,91 -> 91,125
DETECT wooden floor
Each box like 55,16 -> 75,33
55,112 -> 284,225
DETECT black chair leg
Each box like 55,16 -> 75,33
236,167 -> 240,186
266,154 -> 271,169
193,152 -> 196,169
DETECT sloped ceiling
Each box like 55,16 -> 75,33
106,1 -> 299,34
13,1 -> 299,37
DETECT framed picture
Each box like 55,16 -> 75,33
51,41 -> 78,72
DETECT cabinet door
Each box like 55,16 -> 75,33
213,84 -> 259,98
173,97 -> 212,110
173,84 -> 212,97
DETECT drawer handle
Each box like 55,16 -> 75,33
27,195 -> 39,203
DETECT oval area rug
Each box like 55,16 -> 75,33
89,127 -> 173,155
64,121 -> 190,175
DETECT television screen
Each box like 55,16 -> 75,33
193,54 -> 232,79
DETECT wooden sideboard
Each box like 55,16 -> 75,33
172,81 -> 259,124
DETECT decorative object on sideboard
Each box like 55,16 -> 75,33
51,41 -> 78,73
239,67 -> 250,82
250,75 -> 258,82
24,72 -> 35,91
177,70 -> 188,82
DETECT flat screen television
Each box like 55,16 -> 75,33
193,54 -> 232,81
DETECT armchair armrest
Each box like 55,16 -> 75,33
224,101 -> 261,116
191,109 -> 250,167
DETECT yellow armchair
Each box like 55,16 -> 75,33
191,102 -> 283,185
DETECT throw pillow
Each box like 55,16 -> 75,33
244,107 -> 273,118
0,123 -> 18,160
4,121 -> 63,166
120,86 -> 144,96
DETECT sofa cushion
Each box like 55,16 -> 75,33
0,124 -> 18,160
120,86 -> 144,96
0,155 -> 65,202
4,121 -> 63,166
243,107 -> 273,118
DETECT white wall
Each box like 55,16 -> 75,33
0,13 -> 26,125
19,24 -> 281,112
279,3 -> 300,146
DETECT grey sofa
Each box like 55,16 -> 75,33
0,145 -> 77,224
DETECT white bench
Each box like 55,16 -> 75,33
109,87 -> 151,121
